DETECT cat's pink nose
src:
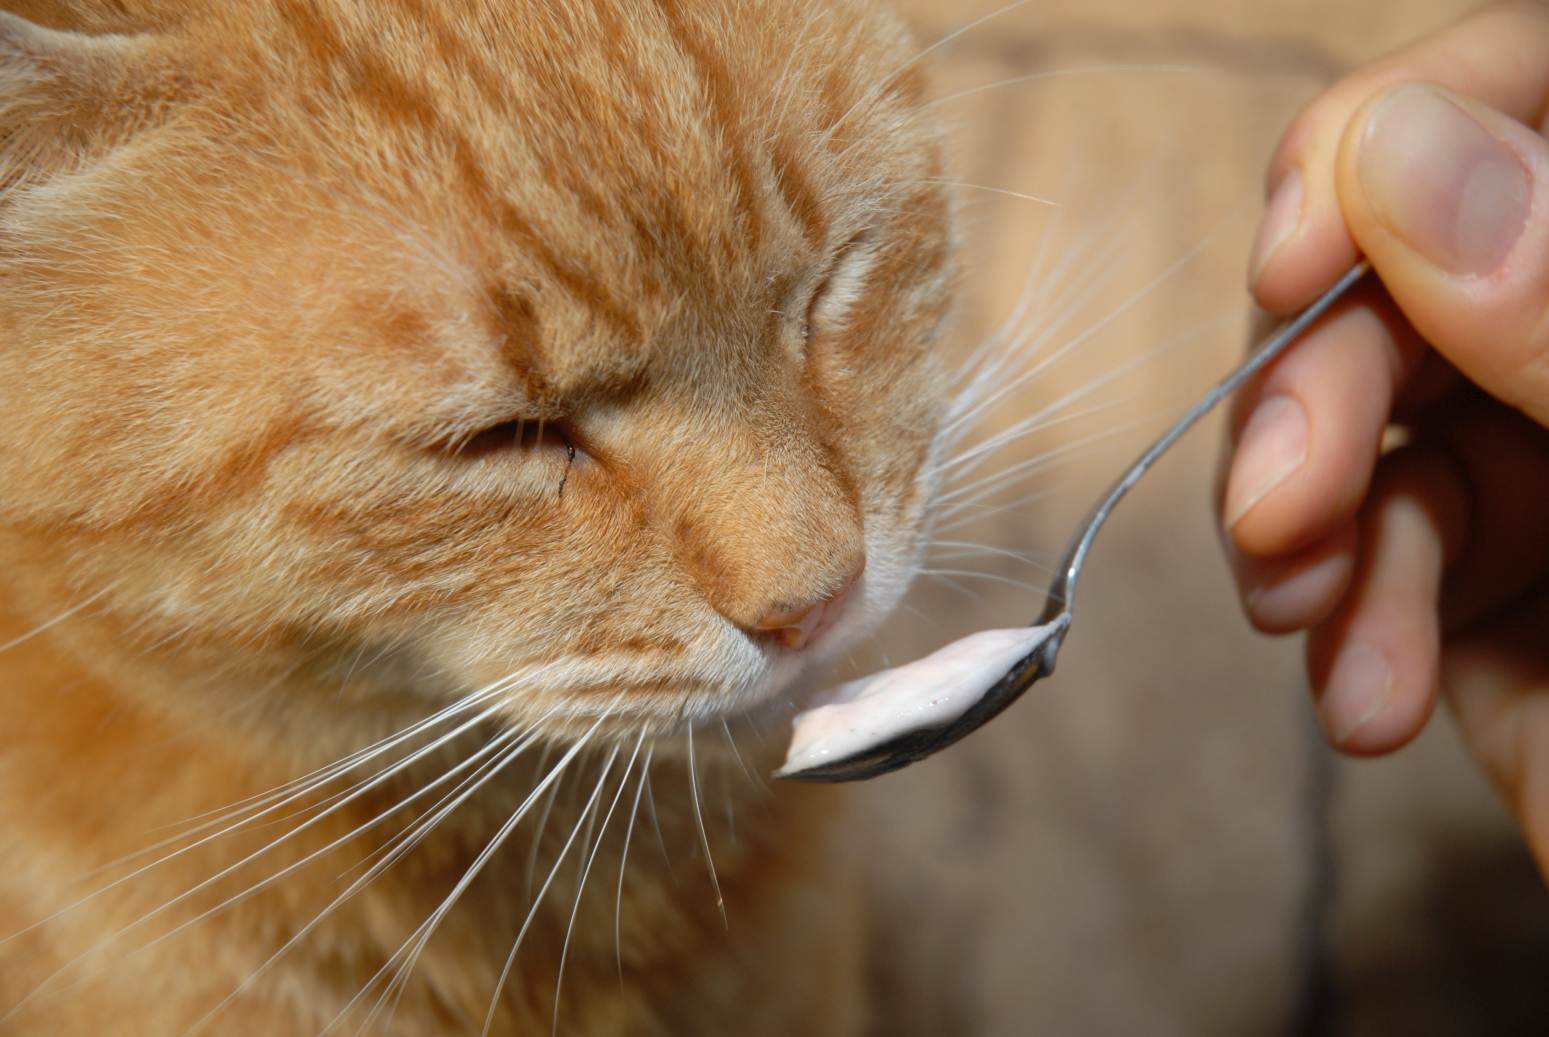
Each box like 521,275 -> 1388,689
752,558 -> 863,652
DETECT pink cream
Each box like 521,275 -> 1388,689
777,621 -> 1064,777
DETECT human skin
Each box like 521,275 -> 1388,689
1219,0 -> 1549,878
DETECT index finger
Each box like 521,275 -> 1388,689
1251,0 -> 1549,314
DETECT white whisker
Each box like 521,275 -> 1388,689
179,721 -> 554,1037
553,732 -> 645,1037
934,397 -> 1131,485
685,728 -> 726,928
479,737 -> 619,1037
928,539 -> 1053,570
615,743 -> 650,985
917,64 -> 1193,113
322,720 -> 607,1037
0,587 -> 110,655
642,763 -> 673,876
719,718 -> 762,794
922,177 -> 1058,207
824,0 -> 1034,145
919,568 -> 1046,594
7,672 -> 557,1021
935,486 -> 1062,535
524,741 -> 564,899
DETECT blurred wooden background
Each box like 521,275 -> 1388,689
855,1 -> 1549,1033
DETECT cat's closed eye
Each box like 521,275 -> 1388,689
446,419 -> 577,465
437,417 -> 582,501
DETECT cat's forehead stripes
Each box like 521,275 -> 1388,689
649,0 -> 768,258
269,0 -> 648,344
248,0 -> 931,350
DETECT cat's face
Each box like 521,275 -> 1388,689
0,0 -> 953,745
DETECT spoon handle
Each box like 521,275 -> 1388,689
1038,260 -> 1371,628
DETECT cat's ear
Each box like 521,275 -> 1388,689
1,11 -> 145,195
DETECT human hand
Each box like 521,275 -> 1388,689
1219,0 -> 1549,877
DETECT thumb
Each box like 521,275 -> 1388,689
1335,83 -> 1549,428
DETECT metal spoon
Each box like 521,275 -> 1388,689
781,261 -> 1371,783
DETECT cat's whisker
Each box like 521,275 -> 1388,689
615,739 -> 651,986
176,724 -> 552,1037
932,396 -> 1132,484
553,731 -> 645,1037
335,633 -> 412,699
146,668 -> 537,840
1008,300 -> 1237,446
929,543 -> 1045,564
0,586 -> 111,656
921,177 -> 1058,207
951,189 -> 1066,393
739,707 -> 769,744
0,667 -> 532,959
927,539 -> 1054,571
914,63 -> 1194,115
64,716 -> 552,1032
943,207 -> 1157,439
825,0 -> 1035,146
5,678 -> 558,1020
476,735 -> 620,1037
935,421 -> 1143,510
932,428 -> 1147,526
320,721 -> 608,1037
935,305 -> 1226,492
524,740 -> 564,898
934,301 -> 1239,539
934,486 -> 1062,535
986,168 -> 1159,353
928,553 -> 1055,580
926,575 -> 988,607
685,728 -> 727,929
338,726 -> 530,882
919,568 -> 1047,594
940,372 -> 1232,528
719,717 -> 763,794
934,457 -> 1094,525
943,196 -> 1147,439
720,761 -> 738,846
642,762 -> 674,876
946,227 -> 1209,446
206,725 -> 585,1035
949,154 -> 1083,398
229,703 -> 544,863
993,306 -> 1240,444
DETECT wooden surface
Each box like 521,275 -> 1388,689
857,1 -> 1549,1033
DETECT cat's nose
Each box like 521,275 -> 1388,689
751,556 -> 864,652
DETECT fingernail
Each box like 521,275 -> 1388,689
1319,642 -> 1394,744
1244,550 -> 1352,630
1249,167 -> 1303,287
1224,395 -> 1308,528
1359,85 -> 1531,276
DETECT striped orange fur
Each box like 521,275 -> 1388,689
0,1 -> 954,1032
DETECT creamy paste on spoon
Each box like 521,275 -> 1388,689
777,621 -> 1065,777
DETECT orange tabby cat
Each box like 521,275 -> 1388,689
0,0 -> 954,1032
